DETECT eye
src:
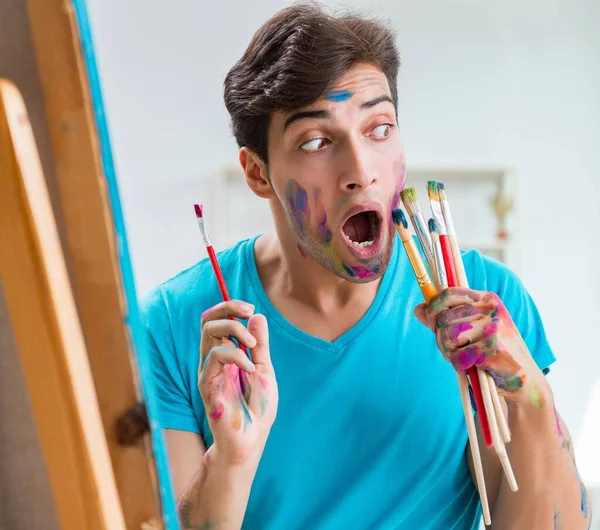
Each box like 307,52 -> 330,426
300,137 -> 330,152
370,123 -> 394,140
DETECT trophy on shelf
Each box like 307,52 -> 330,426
490,191 -> 513,241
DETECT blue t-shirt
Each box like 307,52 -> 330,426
140,235 -> 556,530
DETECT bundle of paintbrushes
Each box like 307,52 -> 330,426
393,182 -> 518,526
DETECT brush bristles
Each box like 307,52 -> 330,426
437,182 -> 447,201
194,204 -> 211,245
400,188 -> 421,216
392,208 -> 411,241
428,218 -> 439,234
400,187 -> 417,204
427,181 -> 440,201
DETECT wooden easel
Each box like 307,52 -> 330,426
0,79 -> 127,530
0,0 -> 176,528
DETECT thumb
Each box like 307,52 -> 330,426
248,314 -> 272,369
414,304 -> 429,328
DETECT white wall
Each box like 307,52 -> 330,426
86,0 -> 600,486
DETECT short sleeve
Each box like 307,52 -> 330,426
464,250 -> 556,373
139,288 -> 201,433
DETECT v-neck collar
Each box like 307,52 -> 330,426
244,234 -> 400,354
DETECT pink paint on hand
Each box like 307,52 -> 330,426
257,373 -> 269,390
554,405 -> 563,437
449,322 -> 473,342
209,402 -> 224,421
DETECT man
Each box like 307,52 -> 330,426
141,3 -> 590,529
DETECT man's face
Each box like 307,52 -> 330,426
267,63 -> 406,283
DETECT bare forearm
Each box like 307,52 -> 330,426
491,383 -> 590,529
177,448 -> 259,530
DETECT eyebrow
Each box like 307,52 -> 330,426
283,110 -> 330,131
360,95 -> 394,109
282,95 -> 394,132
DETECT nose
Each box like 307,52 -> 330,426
338,139 -> 378,192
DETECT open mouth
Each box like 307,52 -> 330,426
342,210 -> 381,248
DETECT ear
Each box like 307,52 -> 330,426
239,148 -> 274,199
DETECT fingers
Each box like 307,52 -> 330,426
447,341 -> 489,373
424,288 -> 483,329
438,316 -> 500,354
414,304 -> 427,327
200,319 -> 256,368
201,300 -> 255,326
247,314 -> 272,370
200,346 -> 255,383
437,300 -> 498,328
204,318 -> 256,347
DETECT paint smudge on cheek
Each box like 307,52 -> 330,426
387,166 -> 404,239
286,180 -> 310,236
581,482 -> 588,518
297,243 -> 307,258
343,264 -> 356,278
315,210 -> 333,243
350,265 -> 380,279
325,90 -> 353,102
399,161 -> 406,187
311,188 -> 333,245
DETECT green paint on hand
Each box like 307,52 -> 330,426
259,394 -> 268,417
528,380 -> 545,409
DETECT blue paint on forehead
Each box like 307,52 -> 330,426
325,90 -> 353,102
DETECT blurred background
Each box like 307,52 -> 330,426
85,0 -> 600,516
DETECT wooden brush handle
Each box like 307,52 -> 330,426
403,240 -> 438,303
449,236 -> 468,287
457,374 -> 492,525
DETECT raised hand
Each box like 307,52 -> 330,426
199,300 -> 278,467
414,288 -> 549,406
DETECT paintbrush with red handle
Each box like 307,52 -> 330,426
435,182 -> 517,491
194,203 -> 248,357
427,181 -> 493,448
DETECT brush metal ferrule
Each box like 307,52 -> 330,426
412,212 -> 434,261
440,199 -> 456,236
196,217 -> 211,246
403,239 -> 433,287
430,200 -> 447,236
431,240 -> 448,288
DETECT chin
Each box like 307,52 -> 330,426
334,234 -> 394,283
341,268 -> 385,284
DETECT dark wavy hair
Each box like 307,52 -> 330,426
223,1 -> 400,164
